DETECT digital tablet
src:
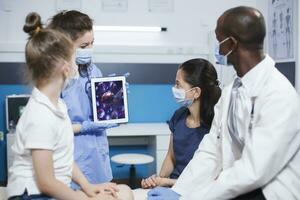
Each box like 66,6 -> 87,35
91,76 -> 129,124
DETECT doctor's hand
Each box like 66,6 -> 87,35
81,121 -> 118,134
83,182 -> 119,198
147,187 -> 180,200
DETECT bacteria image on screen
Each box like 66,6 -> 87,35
94,80 -> 125,121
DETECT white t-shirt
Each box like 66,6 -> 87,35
7,88 -> 74,197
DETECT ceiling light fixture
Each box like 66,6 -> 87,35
93,26 -> 167,32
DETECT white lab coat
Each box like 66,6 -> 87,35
172,55 -> 300,200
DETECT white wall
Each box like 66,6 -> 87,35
0,0 -> 257,63
7,1 -> 297,90
295,0 -> 299,92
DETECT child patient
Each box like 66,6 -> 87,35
142,58 -> 221,188
6,12 -> 133,200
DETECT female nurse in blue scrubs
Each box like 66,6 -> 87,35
48,10 -> 117,188
141,58 -> 221,188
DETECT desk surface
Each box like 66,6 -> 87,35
107,123 -> 171,137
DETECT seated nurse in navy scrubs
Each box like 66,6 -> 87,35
141,58 -> 221,188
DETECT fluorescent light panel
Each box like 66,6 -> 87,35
93,26 -> 167,32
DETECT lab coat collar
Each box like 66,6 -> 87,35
32,87 -> 67,119
239,54 -> 275,97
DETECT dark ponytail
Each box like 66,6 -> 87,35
179,58 -> 221,127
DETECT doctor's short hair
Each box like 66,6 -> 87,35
23,12 -> 74,85
179,58 -> 221,127
222,6 -> 266,50
48,10 -> 93,41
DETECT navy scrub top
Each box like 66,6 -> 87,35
169,107 -> 210,179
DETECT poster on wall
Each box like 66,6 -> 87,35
268,0 -> 294,62
101,0 -> 128,12
148,0 -> 174,13
56,0 -> 81,11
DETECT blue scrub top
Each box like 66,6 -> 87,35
168,107 -> 210,179
61,63 -> 113,186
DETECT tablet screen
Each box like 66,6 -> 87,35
91,76 -> 128,124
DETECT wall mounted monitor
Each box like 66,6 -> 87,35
6,94 -> 30,132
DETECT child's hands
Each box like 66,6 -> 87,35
83,182 -> 119,198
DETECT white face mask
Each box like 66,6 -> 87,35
75,48 -> 93,65
172,87 -> 194,107
63,61 -> 79,90
215,37 -> 233,66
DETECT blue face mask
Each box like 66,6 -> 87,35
75,48 -> 93,65
215,37 -> 232,66
172,87 -> 194,107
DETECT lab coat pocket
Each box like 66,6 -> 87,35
74,144 -> 94,164
96,135 -> 112,179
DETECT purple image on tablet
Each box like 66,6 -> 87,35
91,76 -> 128,124
94,80 -> 125,121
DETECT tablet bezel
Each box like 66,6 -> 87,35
91,76 -> 129,124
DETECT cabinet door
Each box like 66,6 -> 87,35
0,187 -> 7,200
156,135 -> 170,150
156,135 -> 170,173
6,134 -> 15,172
0,132 -> 5,183
156,150 -> 168,174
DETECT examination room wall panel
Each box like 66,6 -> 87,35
0,84 -> 179,131
0,0 -> 258,64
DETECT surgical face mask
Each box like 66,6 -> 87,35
215,37 -> 233,66
75,48 -> 93,65
172,87 -> 194,107
63,61 -> 79,90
